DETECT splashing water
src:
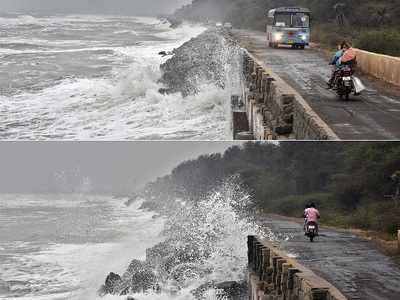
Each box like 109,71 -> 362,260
0,177 -> 274,300
0,14 -> 241,140
105,176 -> 276,300
0,195 -> 165,300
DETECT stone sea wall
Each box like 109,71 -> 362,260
159,28 -> 240,97
355,48 -> 400,87
233,52 -> 338,140
248,236 -> 347,300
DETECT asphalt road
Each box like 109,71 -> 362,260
233,30 -> 400,140
259,216 -> 400,300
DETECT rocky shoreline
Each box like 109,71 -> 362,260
99,240 -> 247,299
99,28 -> 247,299
158,28 -> 241,97
100,179 -> 252,299
99,214 -> 248,300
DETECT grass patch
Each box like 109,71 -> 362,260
311,24 -> 352,49
354,29 -> 400,57
260,193 -> 400,240
311,25 -> 400,57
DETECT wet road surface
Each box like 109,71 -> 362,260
260,216 -> 400,300
233,30 -> 400,140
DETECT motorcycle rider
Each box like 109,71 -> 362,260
303,203 -> 311,231
339,41 -> 356,66
327,43 -> 344,88
304,202 -> 320,235
327,41 -> 356,89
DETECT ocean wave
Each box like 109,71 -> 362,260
0,194 -> 165,300
0,37 -> 100,48
113,29 -> 138,35
0,15 -> 41,26
0,14 -> 168,28
0,17 -> 232,140
99,177 -> 273,299
0,45 -> 128,55
154,22 -> 206,40
0,39 -> 233,140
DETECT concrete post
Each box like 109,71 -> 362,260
276,259 -> 286,294
248,236 -> 255,270
261,248 -> 270,281
311,288 -> 329,300
256,67 -> 263,92
287,268 -> 300,290
247,237 -> 347,300
271,256 -> 282,288
256,242 -> 264,275
398,230 -> 400,254
231,95 -> 239,108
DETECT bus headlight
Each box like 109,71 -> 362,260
274,32 -> 283,41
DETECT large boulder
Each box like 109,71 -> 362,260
99,272 -> 123,295
159,29 -> 237,97
169,262 -> 211,284
191,280 -> 247,300
100,260 -> 159,296
122,259 -> 159,293
215,281 -> 248,299
146,241 -> 174,267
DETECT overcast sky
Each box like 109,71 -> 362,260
0,0 -> 191,15
0,142 -> 241,195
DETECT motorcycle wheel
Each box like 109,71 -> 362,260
310,235 -> 314,242
345,92 -> 350,101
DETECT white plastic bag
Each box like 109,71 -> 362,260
353,76 -> 366,94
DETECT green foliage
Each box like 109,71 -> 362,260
143,142 -> 400,236
354,29 -> 400,56
311,24 -> 351,48
262,193 -> 336,216
173,0 -> 400,55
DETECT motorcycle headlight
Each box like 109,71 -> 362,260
301,34 -> 308,40
274,32 -> 283,41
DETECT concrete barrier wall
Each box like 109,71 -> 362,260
398,230 -> 400,254
238,52 -> 338,140
355,49 -> 400,87
248,236 -> 347,300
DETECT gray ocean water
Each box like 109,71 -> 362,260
0,194 -> 164,300
0,14 -> 235,140
0,180 -> 270,300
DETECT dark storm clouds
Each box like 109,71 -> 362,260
0,0 -> 191,15
0,142 -> 240,194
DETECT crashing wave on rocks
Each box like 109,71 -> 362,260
159,29 -> 242,97
99,177 -> 275,300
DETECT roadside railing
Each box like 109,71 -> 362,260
247,235 -> 347,300
354,49 -> 400,87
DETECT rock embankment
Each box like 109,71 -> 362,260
99,239 -> 247,299
100,191 -> 248,300
159,29 -> 240,97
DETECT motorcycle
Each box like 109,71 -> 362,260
332,65 -> 366,100
334,65 -> 355,100
305,221 -> 318,242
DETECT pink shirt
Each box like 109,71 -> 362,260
305,207 -> 320,222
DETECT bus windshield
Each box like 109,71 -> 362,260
274,13 -> 310,28
274,14 -> 291,27
292,13 -> 310,28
